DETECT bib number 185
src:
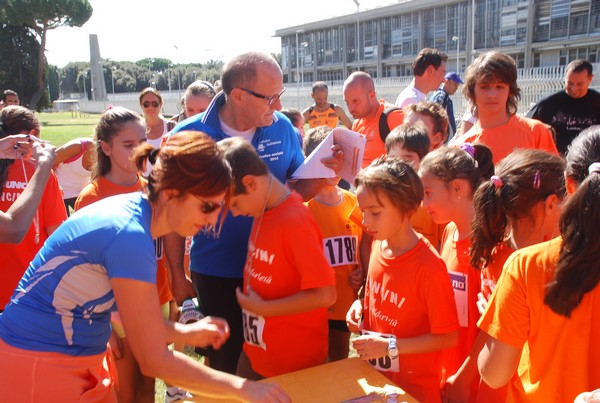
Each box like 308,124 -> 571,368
242,309 -> 266,350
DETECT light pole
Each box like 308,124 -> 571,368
300,42 -> 308,92
111,66 -> 116,96
452,36 -> 460,72
353,0 -> 360,62
82,71 -> 87,99
295,29 -> 304,110
168,65 -> 173,93
56,68 -> 61,100
148,59 -> 154,85
90,68 -> 95,101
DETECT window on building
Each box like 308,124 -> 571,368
592,0 -> 600,33
569,8 -> 588,35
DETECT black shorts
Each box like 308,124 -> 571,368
329,319 -> 350,333
191,272 -> 244,375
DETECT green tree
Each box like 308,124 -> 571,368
0,24 -> 42,106
1,0 -> 93,110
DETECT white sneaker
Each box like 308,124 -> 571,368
165,386 -> 193,403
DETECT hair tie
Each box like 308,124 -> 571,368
589,162 -> 600,175
148,148 -> 160,165
459,143 -> 476,158
490,175 -> 503,189
533,171 -> 541,190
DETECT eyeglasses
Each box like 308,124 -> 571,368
142,101 -> 160,108
239,87 -> 286,106
200,199 -> 225,214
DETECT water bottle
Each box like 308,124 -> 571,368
178,298 -> 209,356
179,298 -> 204,324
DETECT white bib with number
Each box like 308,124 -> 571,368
323,235 -> 358,267
448,271 -> 469,327
360,329 -> 400,373
242,309 -> 267,350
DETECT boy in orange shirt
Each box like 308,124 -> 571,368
302,126 -> 365,361
347,156 -> 459,402
450,51 -> 558,163
219,137 -> 337,379
385,122 -> 445,251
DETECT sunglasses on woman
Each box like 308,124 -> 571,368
200,199 -> 225,214
142,101 -> 160,108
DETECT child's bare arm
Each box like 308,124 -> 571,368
353,330 -> 458,360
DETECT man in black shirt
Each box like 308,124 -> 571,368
527,59 -> 600,154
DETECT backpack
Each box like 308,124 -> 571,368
378,106 -> 403,142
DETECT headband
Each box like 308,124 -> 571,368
533,171 -> 541,190
589,162 -> 600,175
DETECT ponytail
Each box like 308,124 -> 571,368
471,149 -> 565,270
545,170 -> 600,317
470,179 -> 507,269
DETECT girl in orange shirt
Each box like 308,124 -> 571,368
75,107 -> 157,403
0,106 -> 67,309
347,156 -> 459,402
477,124 -> 600,402
417,144 -> 492,401
443,149 -> 566,403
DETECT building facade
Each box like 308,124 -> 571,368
275,0 -> 600,84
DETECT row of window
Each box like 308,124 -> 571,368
281,0 -> 600,70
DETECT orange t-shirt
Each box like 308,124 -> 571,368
478,238 -> 600,402
352,101 -> 404,168
306,104 -> 339,129
475,242 -> 515,403
305,188 -> 362,321
450,115 -> 558,164
75,176 -> 173,305
480,242 -> 515,301
363,238 -> 459,403
242,192 -> 336,377
410,206 -> 445,252
0,162 -> 67,308
439,223 -> 481,389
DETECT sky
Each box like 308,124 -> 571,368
46,0 -> 396,67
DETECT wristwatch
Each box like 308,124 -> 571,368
387,337 -> 399,359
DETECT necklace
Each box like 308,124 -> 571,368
268,189 -> 292,210
20,158 -> 40,244
250,175 -> 273,253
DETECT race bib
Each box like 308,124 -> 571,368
154,237 -> 164,260
323,235 -> 358,267
449,271 -> 469,327
360,330 -> 400,373
242,309 -> 266,350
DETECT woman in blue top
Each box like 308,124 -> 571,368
0,131 -> 290,403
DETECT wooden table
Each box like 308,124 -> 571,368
186,357 -> 418,402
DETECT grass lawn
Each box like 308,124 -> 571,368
37,111 -> 101,147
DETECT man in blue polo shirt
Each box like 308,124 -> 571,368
166,51 -> 340,374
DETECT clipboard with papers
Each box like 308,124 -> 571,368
291,127 -> 367,184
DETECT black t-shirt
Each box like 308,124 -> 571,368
527,89 -> 600,154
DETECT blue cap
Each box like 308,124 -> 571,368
444,72 -> 463,84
